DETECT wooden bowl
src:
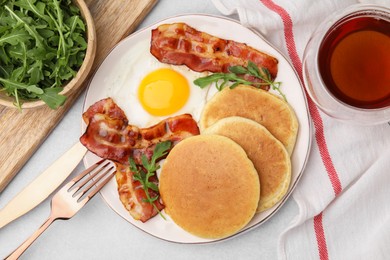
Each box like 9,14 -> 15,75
0,0 -> 96,109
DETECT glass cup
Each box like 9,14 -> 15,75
303,4 -> 390,125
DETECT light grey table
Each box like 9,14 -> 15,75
0,1 -> 298,259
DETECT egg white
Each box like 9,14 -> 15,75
105,39 -> 209,128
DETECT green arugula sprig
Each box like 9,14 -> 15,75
0,0 -> 87,109
194,61 -> 286,101
129,141 -> 172,220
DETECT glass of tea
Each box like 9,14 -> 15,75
303,4 -> 390,125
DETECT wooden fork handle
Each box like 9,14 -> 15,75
6,216 -> 56,260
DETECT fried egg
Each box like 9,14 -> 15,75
106,39 -> 209,128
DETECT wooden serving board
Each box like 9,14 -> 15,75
0,0 -> 158,192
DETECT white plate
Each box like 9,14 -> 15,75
82,14 -> 312,244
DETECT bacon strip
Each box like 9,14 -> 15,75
80,97 -> 200,222
115,163 -> 164,222
80,97 -> 200,165
150,23 -> 279,79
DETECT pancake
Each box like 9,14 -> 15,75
203,116 -> 291,212
200,85 -> 298,155
159,134 -> 260,239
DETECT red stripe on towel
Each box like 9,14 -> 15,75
259,1 -> 343,259
314,213 -> 329,260
310,103 -> 343,196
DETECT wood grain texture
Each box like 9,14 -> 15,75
0,0 -> 157,192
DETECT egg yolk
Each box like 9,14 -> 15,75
138,68 -> 190,116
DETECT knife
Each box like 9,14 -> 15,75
0,141 -> 87,229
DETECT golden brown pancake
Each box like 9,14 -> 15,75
200,85 -> 298,155
159,135 -> 260,239
203,117 -> 291,212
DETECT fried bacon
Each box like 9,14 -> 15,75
80,97 -> 200,222
80,97 -> 200,165
150,23 -> 278,80
115,163 -> 164,222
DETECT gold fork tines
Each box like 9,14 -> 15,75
6,159 -> 115,260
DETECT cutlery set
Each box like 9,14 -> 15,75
1,145 -> 114,259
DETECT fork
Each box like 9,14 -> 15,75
6,159 -> 116,260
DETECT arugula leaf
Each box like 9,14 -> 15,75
14,0 -> 51,24
228,65 -> 247,74
26,85 -> 43,94
194,72 -> 254,91
4,5 -> 45,49
193,61 -> 287,101
37,87 -> 66,109
129,141 -> 172,220
0,77 -> 31,90
247,61 -> 261,77
0,0 -> 87,109
67,15 -> 85,35
0,30 -> 31,46
150,140 -> 172,166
